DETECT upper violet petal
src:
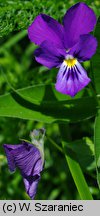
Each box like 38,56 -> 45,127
63,2 -> 97,49
34,40 -> 66,69
69,34 -> 97,61
28,14 -> 64,48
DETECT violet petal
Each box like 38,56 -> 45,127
55,61 -> 91,97
63,2 -> 97,49
4,144 -> 22,172
4,142 -> 43,199
28,14 -> 64,48
34,40 -> 66,69
70,34 -> 97,61
24,175 -> 40,199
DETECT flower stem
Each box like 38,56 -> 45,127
46,136 -> 63,154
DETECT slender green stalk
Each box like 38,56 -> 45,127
47,136 -> 63,154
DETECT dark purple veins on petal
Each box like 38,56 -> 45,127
55,61 -> 91,97
4,142 -> 43,199
63,66 -> 67,77
74,65 -> 81,75
27,2 -> 97,97
66,69 -> 70,80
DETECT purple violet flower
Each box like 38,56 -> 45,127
3,128 -> 45,199
28,2 -> 97,97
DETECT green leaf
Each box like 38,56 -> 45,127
92,17 -> 100,187
59,124 -> 93,200
94,110 -> 100,188
47,132 -> 93,199
0,84 -> 97,123
62,141 -> 93,200
91,17 -> 100,94
66,137 -> 95,170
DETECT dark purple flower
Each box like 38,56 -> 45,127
3,129 -> 45,199
28,2 -> 97,97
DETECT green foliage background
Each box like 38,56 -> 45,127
0,0 -> 100,200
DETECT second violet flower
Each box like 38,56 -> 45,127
4,129 -> 45,199
28,2 -> 97,97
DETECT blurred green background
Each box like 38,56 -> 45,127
0,0 -> 100,200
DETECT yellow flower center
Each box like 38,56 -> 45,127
64,58 -> 77,67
